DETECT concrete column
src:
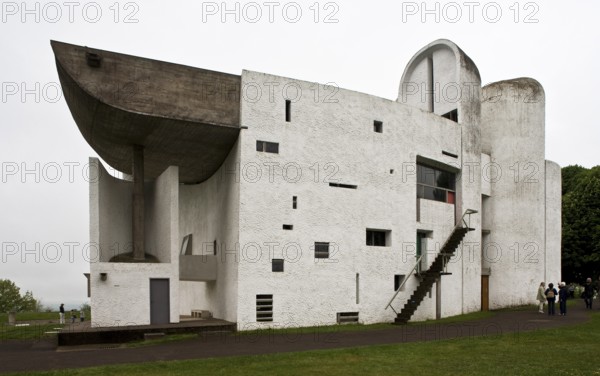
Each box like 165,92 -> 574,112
132,145 -> 145,261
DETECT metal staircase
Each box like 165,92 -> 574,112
386,209 -> 477,324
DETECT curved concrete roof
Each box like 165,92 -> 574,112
51,41 -> 241,183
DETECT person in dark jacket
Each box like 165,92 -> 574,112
558,282 -> 569,316
583,278 -> 594,309
59,303 -> 65,324
545,283 -> 558,316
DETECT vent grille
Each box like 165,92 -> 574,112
256,294 -> 273,322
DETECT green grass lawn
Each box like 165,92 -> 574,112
0,323 -> 63,341
6,310 -> 600,376
0,312 -> 64,341
239,310 -> 494,337
0,311 -> 59,322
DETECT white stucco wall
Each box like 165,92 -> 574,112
145,166 -> 180,263
178,140 -> 240,322
481,78 -> 549,308
545,161 -> 562,283
90,161 -> 180,327
91,158 -> 133,262
237,65 -> 478,329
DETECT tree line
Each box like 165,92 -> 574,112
562,165 -> 600,282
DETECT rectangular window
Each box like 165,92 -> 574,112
329,183 -> 358,189
314,242 -> 330,259
366,229 -> 390,246
272,259 -> 284,272
256,140 -> 279,154
282,224 -> 293,230
285,100 -> 291,122
394,274 -> 406,291
417,163 -> 456,204
213,239 -> 217,256
256,294 -> 273,322
292,196 -> 297,209
373,120 -> 383,133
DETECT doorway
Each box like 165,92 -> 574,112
150,279 -> 170,324
481,275 -> 489,311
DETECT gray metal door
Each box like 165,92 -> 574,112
150,279 -> 170,324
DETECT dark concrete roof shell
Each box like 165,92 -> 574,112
51,41 -> 241,183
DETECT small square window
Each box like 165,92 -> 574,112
314,242 -> 329,259
272,259 -> 284,272
373,120 -> 383,133
283,224 -> 293,230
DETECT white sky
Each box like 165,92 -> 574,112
0,0 -> 598,309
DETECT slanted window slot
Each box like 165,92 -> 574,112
442,109 -> 458,122
285,100 -> 291,122
329,183 -> 357,189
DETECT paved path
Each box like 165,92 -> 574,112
0,304 -> 593,374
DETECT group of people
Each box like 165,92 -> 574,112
537,277 -> 600,316
58,303 -> 85,324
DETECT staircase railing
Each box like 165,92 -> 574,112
385,209 -> 478,314
385,255 -> 423,314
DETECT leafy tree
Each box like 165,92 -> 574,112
0,279 -> 38,312
562,166 -> 600,282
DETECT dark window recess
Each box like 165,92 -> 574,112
285,100 -> 291,122
292,196 -> 297,209
256,140 -> 279,154
337,312 -> 359,324
329,183 -> 358,189
256,294 -> 273,322
180,234 -> 192,255
272,259 -> 284,272
442,109 -> 458,122
442,150 -> 458,158
373,120 -> 383,133
85,52 -> 102,68
366,230 -> 387,246
283,224 -> 293,230
417,164 -> 456,204
314,242 -> 330,259
394,274 -> 406,291
390,169 -> 395,174
213,240 -> 217,256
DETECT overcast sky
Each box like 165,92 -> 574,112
0,0 -> 598,309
